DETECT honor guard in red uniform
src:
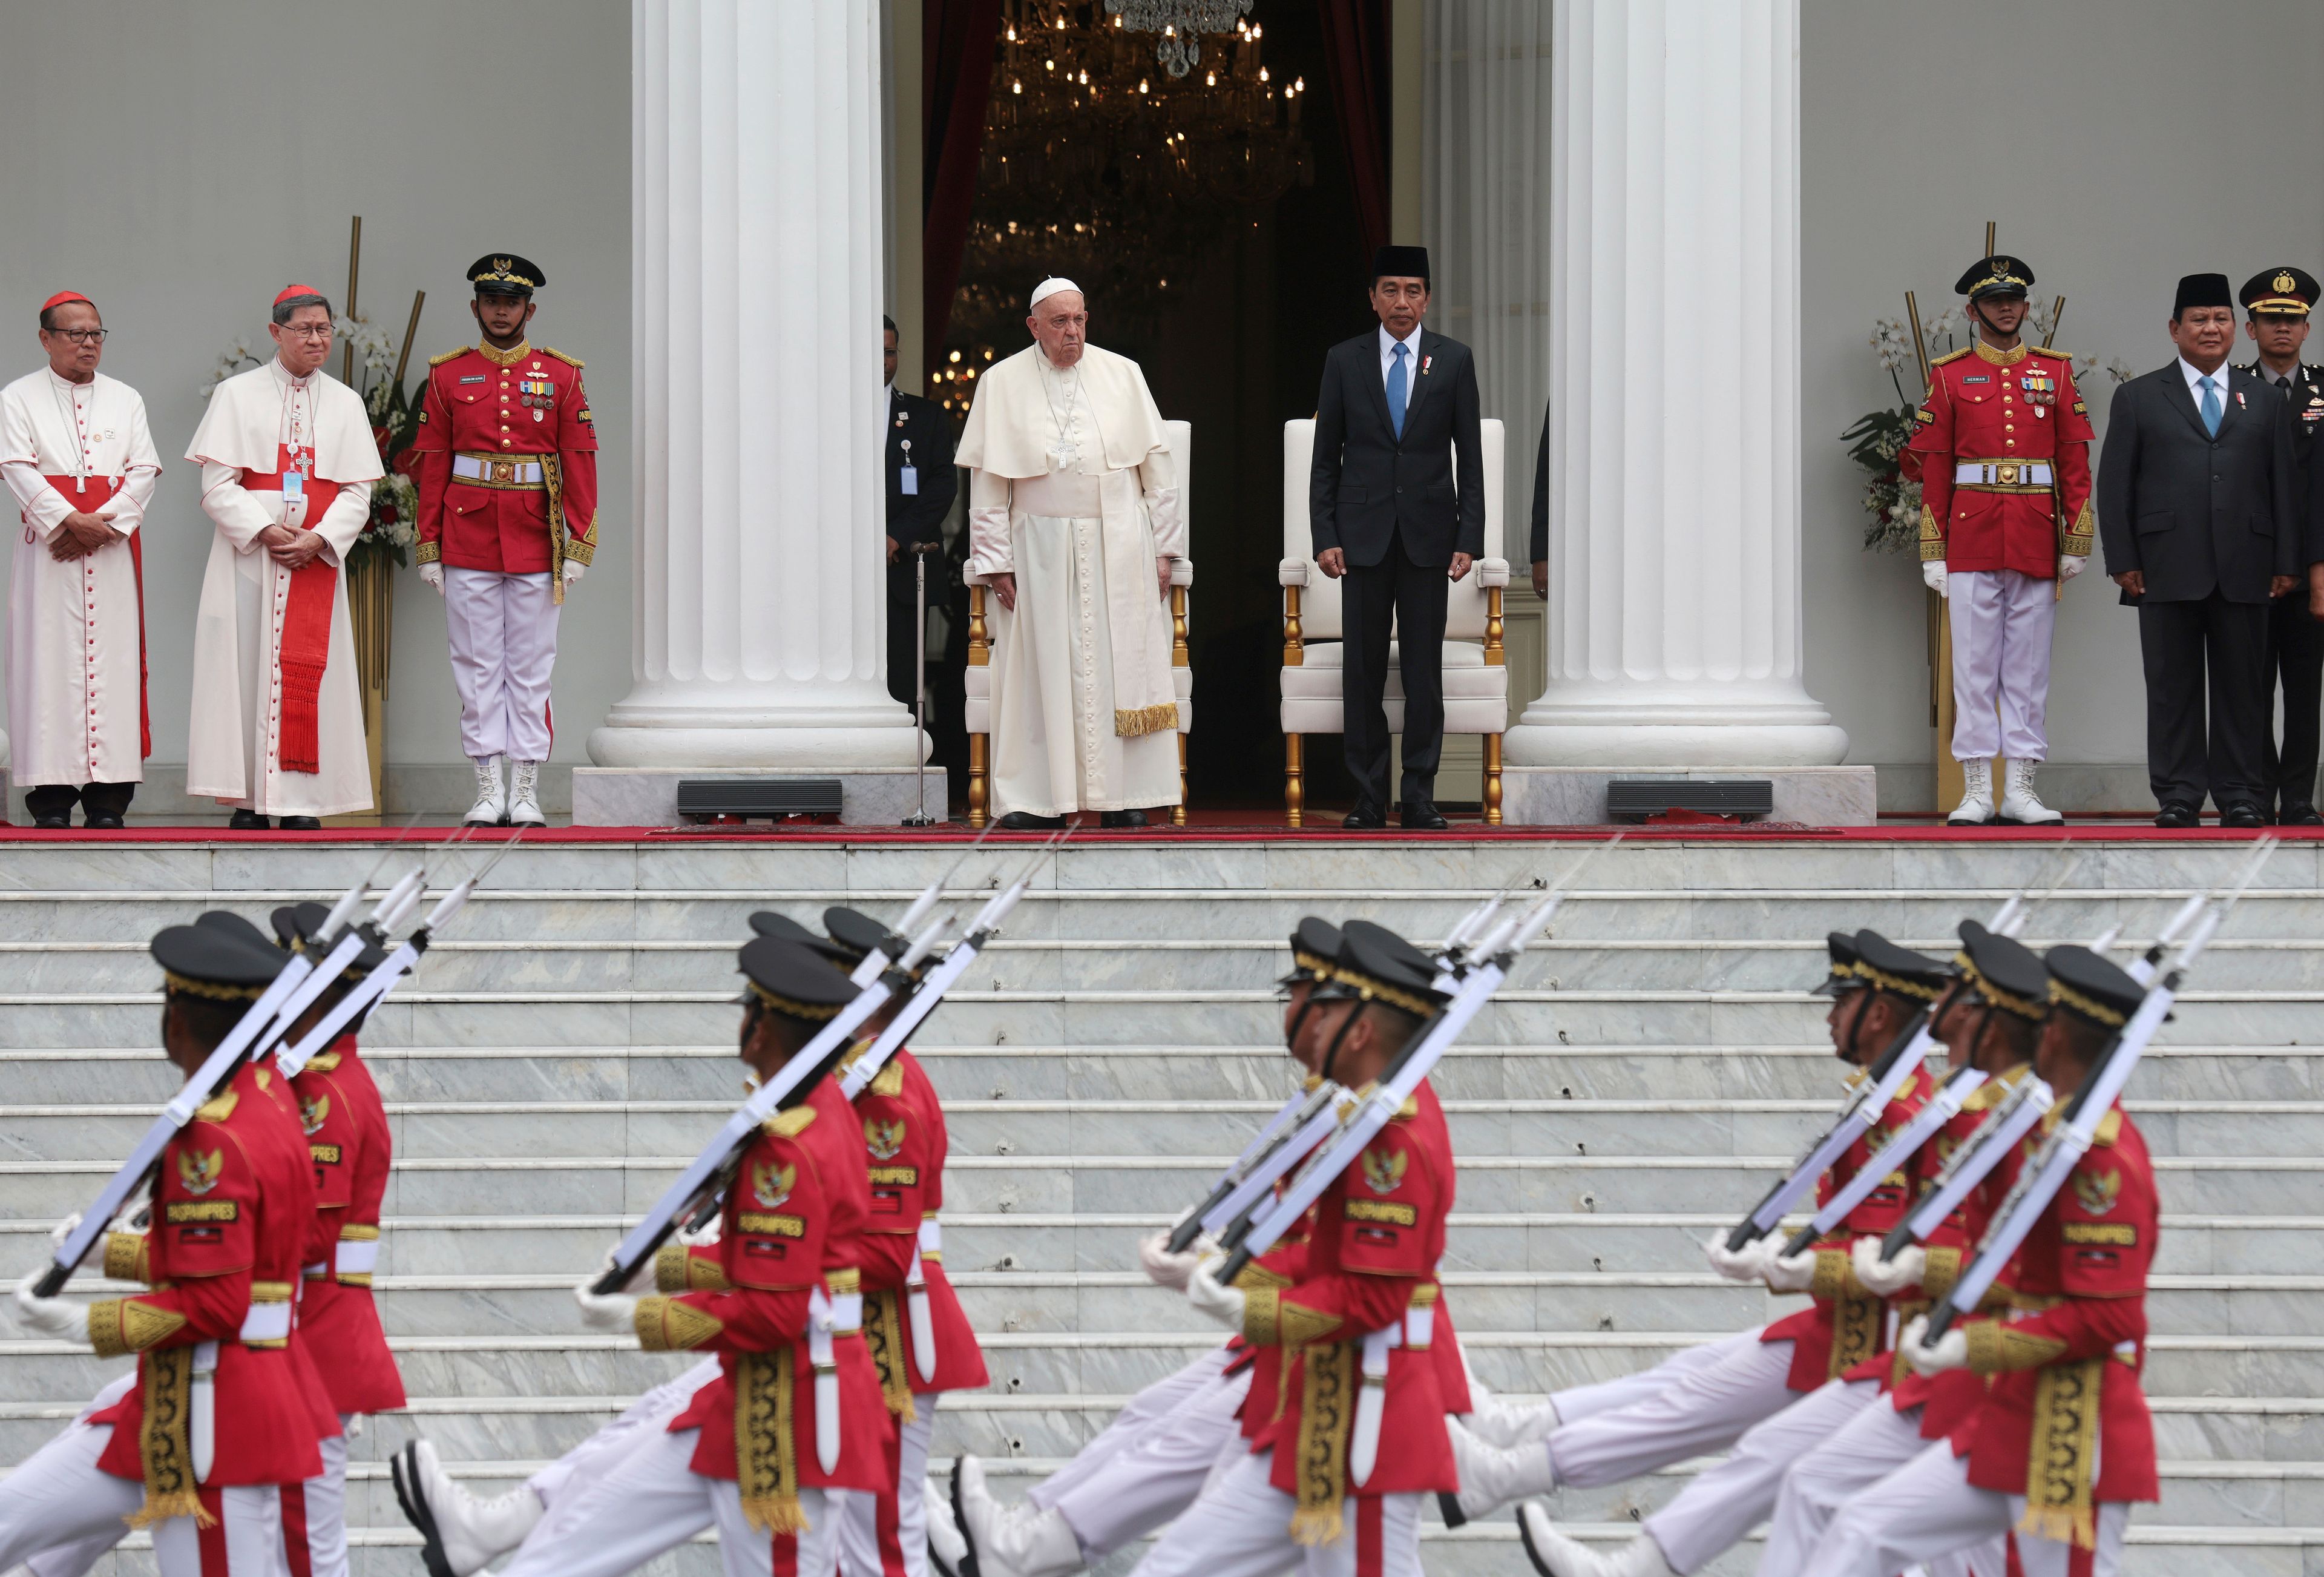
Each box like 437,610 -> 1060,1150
1797,944 -> 2159,1577
410,254 -> 598,828
5,925 -> 335,1577
1910,254 -> 2096,828
2239,267 -> 2324,824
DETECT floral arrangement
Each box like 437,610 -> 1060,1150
200,314 -> 424,573
1843,301 -> 2134,553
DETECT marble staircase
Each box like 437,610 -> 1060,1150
1,838 -> 2320,1576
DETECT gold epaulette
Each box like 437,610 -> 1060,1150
763,1106 -> 816,1139
540,346 -> 584,369
1931,346 -> 1974,367
192,1090 -> 238,1123
2032,344 -> 2073,362
427,347 -> 468,367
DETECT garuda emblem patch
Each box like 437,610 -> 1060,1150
2072,1167 -> 2121,1217
1361,1148 -> 1408,1196
178,1148 -> 225,1197
300,1095 -> 330,1137
751,1162 -> 796,1211
865,1119 -> 906,1161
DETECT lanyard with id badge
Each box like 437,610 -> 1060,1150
899,436 -> 919,496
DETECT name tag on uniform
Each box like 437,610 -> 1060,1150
900,466 -> 918,496
282,471 -> 304,499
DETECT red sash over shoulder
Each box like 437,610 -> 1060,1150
238,446 -> 340,774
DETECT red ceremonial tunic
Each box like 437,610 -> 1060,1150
1908,342 -> 2095,577
850,1048 -> 988,1396
411,342 -> 599,575
1762,1068 -> 1932,1392
92,1063 -> 329,1490
289,1035 -> 405,1415
660,1075 -> 890,1493
1253,1079 -> 1458,1503
1956,1107 -> 2159,1513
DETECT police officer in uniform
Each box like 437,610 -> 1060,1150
2239,267 -> 2324,823
884,315 -> 957,711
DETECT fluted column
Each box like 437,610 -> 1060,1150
1504,0 -> 1848,773
588,0 -> 919,775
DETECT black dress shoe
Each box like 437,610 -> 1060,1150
2280,802 -> 2324,827
2153,802 -> 2198,829
31,815 -> 68,830
84,814 -> 125,830
996,811 -> 1066,830
279,815 -> 323,831
2221,802 -> 2268,829
1100,809 -> 1149,829
229,809 -> 270,831
1342,801 -> 1387,830
1399,796 -> 1451,831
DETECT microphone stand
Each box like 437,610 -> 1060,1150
904,541 -> 941,828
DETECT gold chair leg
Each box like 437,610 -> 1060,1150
1285,733 -> 1304,829
1483,733 -> 1503,826
968,734 -> 988,829
1174,734 -> 1188,827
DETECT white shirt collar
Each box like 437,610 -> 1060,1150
1379,323 -> 1423,363
2179,357 -> 2230,397
43,367 -> 93,396
271,355 -> 313,390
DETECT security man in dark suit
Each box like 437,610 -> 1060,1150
884,314 -> 957,709
1308,245 -> 1485,830
2096,272 -> 2302,828
2239,268 -> 2324,824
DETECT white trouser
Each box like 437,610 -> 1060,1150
1546,1331 -> 1745,1427
282,1423 -> 349,1577
1760,1397 -> 2001,1577
1799,1439 -> 2127,1577
1948,567 -> 2056,762
444,567 -> 559,762
527,1357 -> 723,1515
0,1375 -> 143,1573
1032,1346 -> 1253,1558
150,1487 -> 295,1577
497,1424 -> 841,1577
1548,1334 -> 1797,1488
1642,1377 -> 1878,1574
838,1411 -> 933,1577
1129,1450 -> 1423,1577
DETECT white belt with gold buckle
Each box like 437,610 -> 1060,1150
1954,460 -> 2053,487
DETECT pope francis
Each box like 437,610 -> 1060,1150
957,279 -> 1182,828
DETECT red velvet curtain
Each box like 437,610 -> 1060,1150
1315,0 -> 1393,265
923,0 -> 1002,386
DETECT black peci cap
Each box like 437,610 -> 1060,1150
2044,945 -> 2146,1030
1810,930 -> 1862,997
1954,921 -> 2048,1023
2175,272 -> 2234,316
1852,930 -> 1954,1002
153,923 -> 286,1002
468,254 -> 544,297
1955,255 -> 2034,301
2242,266 -> 2318,318
1372,245 -> 1430,284
738,936 -> 859,1023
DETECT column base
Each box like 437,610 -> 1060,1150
1502,765 -> 1877,826
571,767 -> 951,828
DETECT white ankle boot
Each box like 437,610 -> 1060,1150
465,756 -> 507,826
1947,758 -> 1995,826
508,759 -> 547,827
1462,1386 -> 1563,1449
1518,1503 -> 1680,1577
393,1439 -> 543,1576
1451,1416 -> 1561,1520
924,1477 -> 969,1577
955,1458 -> 1084,1577
1998,759 -> 2063,825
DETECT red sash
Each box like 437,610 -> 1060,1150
239,446 -> 341,775
34,473 -> 150,759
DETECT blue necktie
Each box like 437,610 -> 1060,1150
1388,342 -> 1409,441
2201,375 -> 2223,437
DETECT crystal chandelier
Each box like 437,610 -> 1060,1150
1106,0 -> 1255,77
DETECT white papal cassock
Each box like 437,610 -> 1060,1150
959,343 -> 1182,817
184,360 -> 380,817
0,370 -> 160,788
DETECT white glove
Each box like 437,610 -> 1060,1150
1922,559 -> 1948,596
562,559 -> 586,587
1852,1237 -> 1924,1299
15,1272 -> 84,1338
1139,1230 -> 1209,1291
677,1215 -> 723,1250
2058,553 -> 2086,581
344,1414 -> 366,1437
1900,1313 -> 1969,1375
47,1211 -> 85,1265
576,1257 -> 642,1331
1703,1231 -> 1773,1284
1762,1245 -> 1819,1293
1184,1258 -> 1246,1334
597,1246 -> 654,1297
418,562 -> 444,594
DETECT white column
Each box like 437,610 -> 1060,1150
1504,0 -> 1848,771
588,0 -> 919,774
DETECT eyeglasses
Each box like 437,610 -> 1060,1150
46,329 -> 107,346
278,323 -> 335,340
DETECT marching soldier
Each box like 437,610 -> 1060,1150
1910,255 -> 2095,827
1800,945 -> 2159,1577
4,924 -> 333,1576
410,254 -> 599,828
2240,267 -> 2324,824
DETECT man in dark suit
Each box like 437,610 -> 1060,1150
884,314 -> 957,709
2239,268 -> 2324,824
2096,272 -> 2302,828
1308,245 -> 1485,830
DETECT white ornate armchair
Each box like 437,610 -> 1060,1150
963,420 -> 1195,828
1278,417 -> 1508,826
